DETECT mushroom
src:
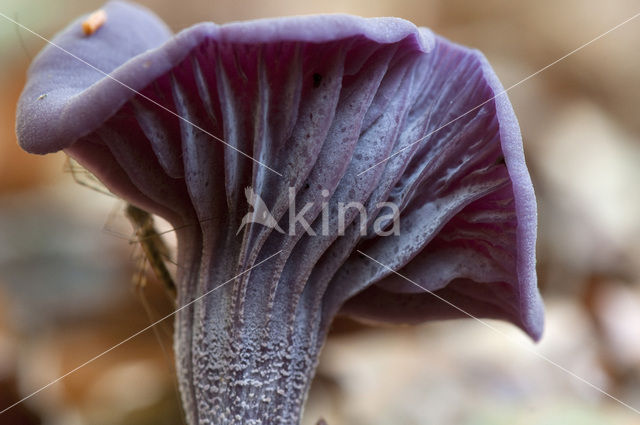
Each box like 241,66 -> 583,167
16,1 -> 543,423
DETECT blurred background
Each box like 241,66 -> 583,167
1,0 -> 640,424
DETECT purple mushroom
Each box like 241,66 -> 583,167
16,1 -> 543,423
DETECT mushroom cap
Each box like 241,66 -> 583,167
16,1 -> 543,340
16,2 -> 431,155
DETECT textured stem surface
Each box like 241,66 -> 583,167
174,228 -> 327,425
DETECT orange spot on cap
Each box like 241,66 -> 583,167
82,9 -> 107,36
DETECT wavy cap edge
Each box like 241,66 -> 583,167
473,48 -> 544,341
16,0 -> 434,154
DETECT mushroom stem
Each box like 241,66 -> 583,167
173,227 -> 327,425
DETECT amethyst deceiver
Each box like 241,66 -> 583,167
16,1 -> 543,423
